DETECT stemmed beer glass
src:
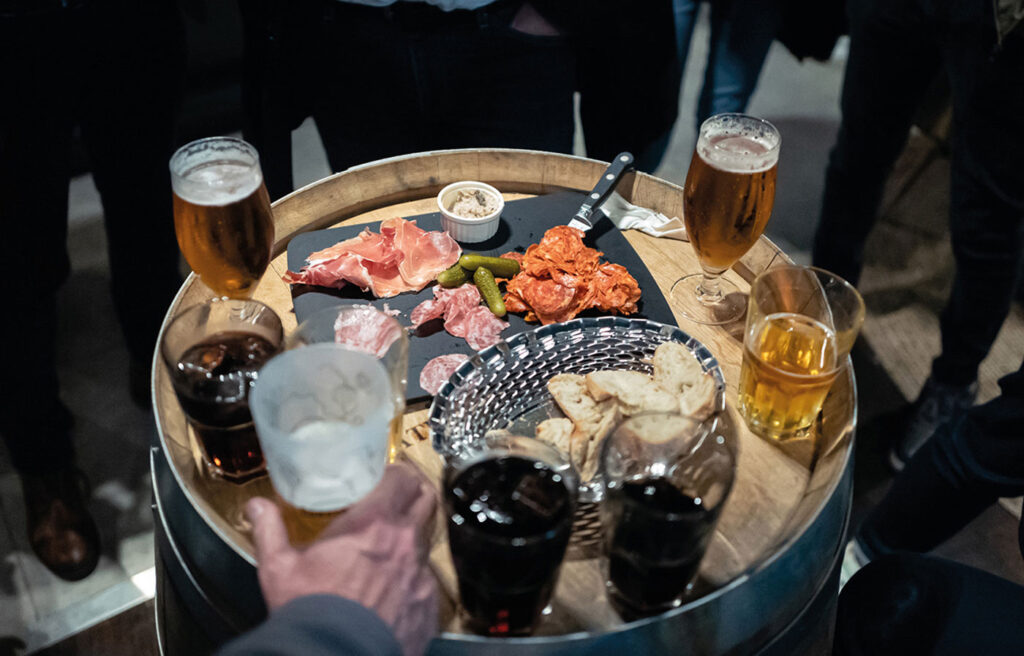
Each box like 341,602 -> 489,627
170,137 -> 275,299
671,114 -> 781,325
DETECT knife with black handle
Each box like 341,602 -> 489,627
567,152 -> 635,232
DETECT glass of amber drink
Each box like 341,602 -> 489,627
671,114 -> 780,325
738,266 -> 864,441
170,137 -> 275,299
249,343 -> 397,546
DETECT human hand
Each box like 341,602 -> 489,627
246,463 -> 439,656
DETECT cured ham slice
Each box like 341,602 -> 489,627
420,353 -> 470,396
333,305 -> 404,358
411,286 -> 508,350
284,218 -> 460,298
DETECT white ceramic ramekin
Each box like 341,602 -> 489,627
437,181 -> 504,243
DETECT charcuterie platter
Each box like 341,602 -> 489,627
286,191 -> 677,400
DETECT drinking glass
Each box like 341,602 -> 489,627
161,298 -> 283,483
170,136 -> 275,299
600,413 -> 734,618
738,265 -> 864,441
249,344 -> 395,545
670,114 -> 781,325
286,303 -> 409,462
443,434 -> 578,636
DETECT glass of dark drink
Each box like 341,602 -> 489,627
600,412 -> 735,619
161,298 -> 283,483
443,435 -> 578,636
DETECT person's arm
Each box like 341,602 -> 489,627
217,594 -> 401,656
218,464 -> 439,656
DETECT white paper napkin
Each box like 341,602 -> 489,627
597,192 -> 688,241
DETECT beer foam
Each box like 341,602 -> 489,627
173,162 -> 263,206
697,115 -> 780,173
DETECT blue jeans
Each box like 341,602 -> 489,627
673,0 -> 782,128
812,0 -> 1024,386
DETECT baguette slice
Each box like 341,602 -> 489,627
585,370 -> 678,416
679,372 -> 718,421
535,418 -> 573,458
547,373 -> 615,473
653,342 -> 719,421
652,342 -> 706,394
580,403 -> 621,482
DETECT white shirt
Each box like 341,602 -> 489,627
339,0 -> 496,11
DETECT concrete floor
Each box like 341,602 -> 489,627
1,5 -> 1021,653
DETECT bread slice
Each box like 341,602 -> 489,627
585,370 -> 678,416
547,373 -> 616,475
535,418 -> 573,458
679,372 -> 718,421
652,342 -> 705,395
653,342 -> 719,421
580,403 -> 621,482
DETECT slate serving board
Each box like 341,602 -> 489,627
286,191 -> 677,401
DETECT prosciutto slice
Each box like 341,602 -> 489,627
283,218 -> 460,298
333,305 -> 404,358
411,286 -> 508,351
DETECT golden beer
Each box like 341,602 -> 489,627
684,134 -> 778,273
170,138 -> 274,299
738,312 -> 839,440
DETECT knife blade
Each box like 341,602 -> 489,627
567,152 -> 635,232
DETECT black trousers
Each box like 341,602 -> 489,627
812,0 -> 1024,387
242,0 -> 576,198
0,2 -> 184,474
835,554 -> 1024,655
856,360 -> 1024,560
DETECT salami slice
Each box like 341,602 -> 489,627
420,353 -> 470,396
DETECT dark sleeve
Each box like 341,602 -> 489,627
217,595 -> 403,656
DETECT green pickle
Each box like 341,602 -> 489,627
436,263 -> 469,288
473,267 -> 506,317
458,254 -> 520,279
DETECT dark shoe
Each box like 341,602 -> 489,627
22,468 -> 101,582
888,377 -> 977,472
129,358 -> 152,410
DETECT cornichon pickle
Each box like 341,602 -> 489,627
436,263 -> 469,288
458,254 -> 520,278
473,267 -> 506,317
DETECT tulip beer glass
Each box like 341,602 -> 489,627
738,266 -> 864,441
671,114 -> 781,325
170,137 -> 275,299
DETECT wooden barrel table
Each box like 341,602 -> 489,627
151,149 -> 855,655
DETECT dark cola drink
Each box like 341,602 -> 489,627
445,456 -> 574,636
171,331 -> 277,483
603,477 -> 717,618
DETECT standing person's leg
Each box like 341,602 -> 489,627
673,0 -> 701,65
930,27 -> 1024,388
811,0 -> 938,286
858,360 -> 1024,558
77,1 -> 185,406
835,554 -> 1024,655
697,0 -> 783,124
0,8 -> 100,581
888,7 -> 1024,466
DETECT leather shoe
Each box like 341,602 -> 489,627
21,469 -> 101,582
